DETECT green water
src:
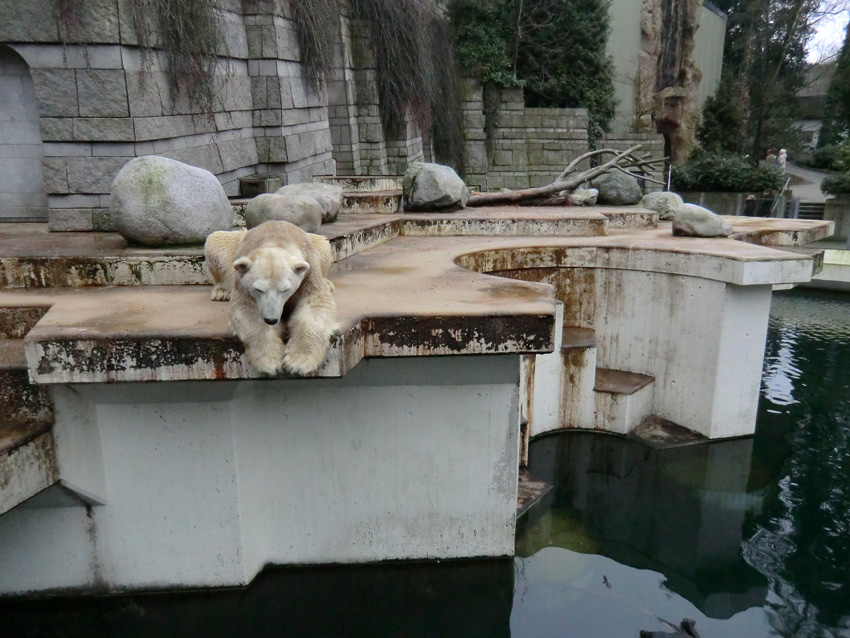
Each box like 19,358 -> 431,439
514,288 -> 850,637
2,289 -> 849,637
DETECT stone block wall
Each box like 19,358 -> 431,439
1,0 -> 430,230
327,15 -> 423,177
461,76 -> 664,192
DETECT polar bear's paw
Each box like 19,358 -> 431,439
282,348 -> 325,376
245,341 -> 286,376
210,284 -> 231,301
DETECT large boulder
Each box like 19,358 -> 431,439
244,193 -> 322,232
591,170 -> 642,205
672,204 -> 734,238
110,156 -> 231,246
641,191 -> 683,220
403,162 -> 469,211
564,188 -> 598,206
276,182 -> 343,223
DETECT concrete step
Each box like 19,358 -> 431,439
314,175 -> 403,192
343,190 -> 402,215
0,306 -> 46,338
0,342 -> 53,424
0,419 -> 57,514
516,468 -> 553,519
0,338 -> 58,514
594,368 -> 655,435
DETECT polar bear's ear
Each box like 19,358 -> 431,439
293,260 -> 310,275
233,257 -> 253,275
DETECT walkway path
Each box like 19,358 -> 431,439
786,162 -> 829,203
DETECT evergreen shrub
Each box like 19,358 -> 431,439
671,150 -> 784,192
821,174 -> 850,196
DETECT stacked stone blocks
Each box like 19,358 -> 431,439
459,76 -> 664,192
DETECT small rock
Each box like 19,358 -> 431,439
403,162 -> 469,211
243,193 -> 322,232
565,188 -> 598,206
275,182 -> 343,223
591,170 -> 642,205
110,156 -> 232,246
641,191 -> 683,220
672,203 -> 733,238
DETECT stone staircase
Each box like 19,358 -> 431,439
314,175 -> 403,214
521,301 -> 659,464
0,306 -> 57,514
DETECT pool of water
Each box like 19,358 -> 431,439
514,288 -> 850,638
3,288 -> 849,637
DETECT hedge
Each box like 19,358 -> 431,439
671,151 -> 784,193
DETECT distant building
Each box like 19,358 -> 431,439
794,62 -> 836,152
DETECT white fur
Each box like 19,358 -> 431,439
204,222 -> 337,376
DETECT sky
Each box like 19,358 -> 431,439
808,6 -> 850,62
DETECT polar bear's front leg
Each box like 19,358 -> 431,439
231,301 -> 286,376
210,269 -> 234,302
282,288 -> 337,375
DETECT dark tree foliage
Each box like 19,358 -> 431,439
450,0 -> 523,87
708,0 -> 818,158
513,0 -> 617,135
450,0 -> 617,134
821,21 -> 850,145
697,89 -> 745,153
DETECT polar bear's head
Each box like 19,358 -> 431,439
233,246 -> 311,325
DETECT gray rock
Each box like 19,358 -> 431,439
244,193 -> 322,232
591,170 -> 642,205
641,191 -> 683,220
110,156 -> 232,246
276,182 -> 343,223
565,188 -> 598,206
672,204 -> 734,238
403,162 -> 469,211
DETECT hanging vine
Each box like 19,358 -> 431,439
129,0 -> 226,116
350,0 -> 466,171
293,0 -> 339,92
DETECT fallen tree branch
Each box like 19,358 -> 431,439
468,144 -> 666,207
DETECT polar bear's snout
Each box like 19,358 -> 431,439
264,317 -> 279,326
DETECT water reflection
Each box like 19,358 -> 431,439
3,290 -> 850,638
517,432 -> 769,620
516,289 -> 850,638
0,560 -> 515,638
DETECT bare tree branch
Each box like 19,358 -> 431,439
468,144 -> 667,207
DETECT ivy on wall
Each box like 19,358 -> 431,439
449,0 -> 617,136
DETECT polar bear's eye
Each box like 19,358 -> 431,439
253,281 -> 268,293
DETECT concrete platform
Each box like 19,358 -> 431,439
0,205 -> 835,596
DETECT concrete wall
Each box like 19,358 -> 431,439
0,46 -> 48,221
608,0 -> 645,134
693,2 -> 726,107
0,356 -> 520,594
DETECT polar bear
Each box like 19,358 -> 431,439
205,228 -> 333,302
204,221 -> 337,376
